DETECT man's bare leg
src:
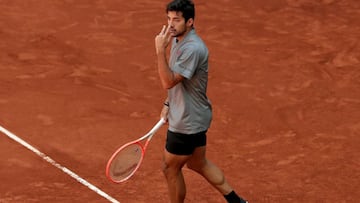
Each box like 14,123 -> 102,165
162,150 -> 190,203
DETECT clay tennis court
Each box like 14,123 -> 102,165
1,0 -> 359,202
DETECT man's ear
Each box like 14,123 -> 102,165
187,18 -> 194,27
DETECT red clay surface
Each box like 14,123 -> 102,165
1,0 -> 359,202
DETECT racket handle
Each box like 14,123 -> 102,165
148,118 -> 165,134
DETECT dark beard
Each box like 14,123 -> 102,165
172,30 -> 186,38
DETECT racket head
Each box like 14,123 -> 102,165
106,142 -> 145,183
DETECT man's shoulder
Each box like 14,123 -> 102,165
183,35 -> 207,49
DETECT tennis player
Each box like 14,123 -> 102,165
155,0 -> 248,202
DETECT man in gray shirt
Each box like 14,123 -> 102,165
167,27 -> 212,134
155,0 -> 247,202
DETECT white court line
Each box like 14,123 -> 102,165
0,125 -> 120,203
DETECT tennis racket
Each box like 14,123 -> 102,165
106,118 -> 166,183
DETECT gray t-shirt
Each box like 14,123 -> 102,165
168,29 -> 212,134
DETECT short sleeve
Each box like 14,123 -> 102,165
172,45 -> 200,79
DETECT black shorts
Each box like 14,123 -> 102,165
165,130 -> 207,155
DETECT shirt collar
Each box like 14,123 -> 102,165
176,28 -> 195,44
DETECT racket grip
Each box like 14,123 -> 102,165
149,118 -> 165,134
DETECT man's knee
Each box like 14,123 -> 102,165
162,159 -> 171,176
162,159 -> 182,178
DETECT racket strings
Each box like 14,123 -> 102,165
108,143 -> 143,182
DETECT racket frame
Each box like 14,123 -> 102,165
105,118 -> 165,183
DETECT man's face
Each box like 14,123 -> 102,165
167,11 -> 191,38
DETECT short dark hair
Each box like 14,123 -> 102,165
166,0 -> 195,22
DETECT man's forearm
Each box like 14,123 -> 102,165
157,51 -> 175,89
